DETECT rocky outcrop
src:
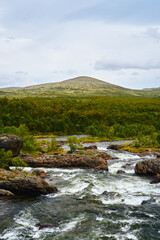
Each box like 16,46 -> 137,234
138,151 -> 160,158
0,189 -> 15,197
0,176 -> 57,195
0,134 -> 23,157
21,153 -> 108,171
33,169 -> 47,178
0,168 -> 57,196
135,159 -> 160,175
117,170 -> 125,174
107,144 -> 121,150
84,145 -> 97,150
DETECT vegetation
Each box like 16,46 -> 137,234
0,97 -> 159,140
67,136 -> 83,153
0,149 -> 27,169
0,77 -> 160,98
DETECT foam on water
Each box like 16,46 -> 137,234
1,140 -> 160,240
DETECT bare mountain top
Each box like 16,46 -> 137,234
0,76 -> 159,98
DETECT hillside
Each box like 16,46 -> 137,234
0,76 -> 159,98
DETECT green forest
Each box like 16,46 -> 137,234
0,97 -> 160,140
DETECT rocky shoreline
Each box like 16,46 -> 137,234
1,134 -> 160,198
0,168 -> 57,197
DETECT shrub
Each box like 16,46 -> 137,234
67,136 -> 83,153
0,149 -> 12,169
0,149 -> 28,169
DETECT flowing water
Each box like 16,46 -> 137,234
0,141 -> 160,240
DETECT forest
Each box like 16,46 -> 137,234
0,97 -> 159,140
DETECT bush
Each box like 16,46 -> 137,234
0,149 -> 12,169
11,157 -> 28,167
0,149 -> 27,169
67,136 -> 83,153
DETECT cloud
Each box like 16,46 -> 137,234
94,59 -> 160,71
146,26 -> 160,40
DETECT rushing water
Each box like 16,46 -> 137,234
0,141 -> 160,240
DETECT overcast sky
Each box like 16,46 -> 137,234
0,0 -> 160,89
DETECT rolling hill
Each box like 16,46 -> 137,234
0,76 -> 159,98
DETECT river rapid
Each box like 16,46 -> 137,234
0,140 -> 160,240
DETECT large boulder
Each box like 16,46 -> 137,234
135,159 -> 160,175
0,189 -> 15,197
107,144 -> 121,150
21,153 -> 108,171
0,134 -> 23,157
0,176 -> 57,195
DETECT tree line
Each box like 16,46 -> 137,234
0,97 -> 160,139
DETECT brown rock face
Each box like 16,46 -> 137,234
0,176 -> 57,195
0,134 -> 23,157
117,170 -> 125,174
107,144 -> 121,150
0,189 -> 15,197
135,159 -> 160,175
33,169 -> 47,178
84,145 -> 97,150
22,153 -> 108,171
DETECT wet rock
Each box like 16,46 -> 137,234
0,174 -> 57,195
101,191 -> 121,199
150,174 -> 160,184
107,144 -> 121,150
84,145 -> 97,150
117,170 -> 126,174
35,223 -> 53,230
0,134 -> 23,157
121,163 -> 132,169
33,169 -> 47,178
0,189 -> 15,197
22,153 -> 108,171
138,151 -> 160,158
135,159 -> 160,175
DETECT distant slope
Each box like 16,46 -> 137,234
0,76 -> 159,98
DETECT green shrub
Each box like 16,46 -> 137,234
11,157 -> 28,167
67,136 -> 83,153
0,149 -> 12,169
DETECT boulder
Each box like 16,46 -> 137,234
0,134 -> 23,157
107,144 -> 121,150
84,145 -> 97,150
21,153 -> 108,171
33,169 -> 47,178
135,159 -> 160,175
117,170 -> 125,174
0,189 -> 15,197
0,176 -> 57,195
138,151 -> 160,158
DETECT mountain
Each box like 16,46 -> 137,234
0,76 -> 160,98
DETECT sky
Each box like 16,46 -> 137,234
0,0 -> 160,89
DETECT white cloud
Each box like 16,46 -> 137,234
95,58 -> 160,70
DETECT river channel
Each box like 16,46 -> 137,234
0,140 -> 160,240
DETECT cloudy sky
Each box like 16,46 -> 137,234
0,0 -> 160,89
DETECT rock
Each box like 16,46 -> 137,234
0,189 -> 15,197
84,145 -> 97,150
22,153 -> 108,171
150,178 -> 160,184
33,169 -> 47,178
0,134 -> 23,157
0,175 -> 57,195
35,223 -> 53,230
121,163 -> 132,169
107,144 -> 121,150
117,170 -> 125,174
135,159 -> 160,175
138,150 -> 160,158
150,174 -> 160,184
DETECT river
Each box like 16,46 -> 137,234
0,140 -> 160,240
